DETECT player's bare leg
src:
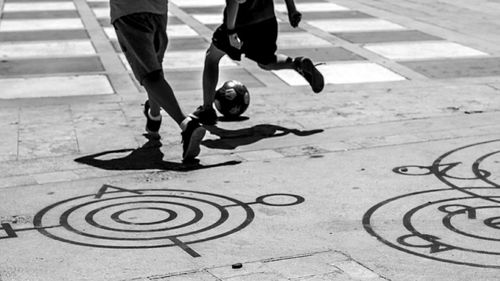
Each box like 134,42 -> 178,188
202,44 -> 227,107
143,71 -> 185,125
257,54 -> 294,70
259,54 -> 324,93
191,44 -> 226,126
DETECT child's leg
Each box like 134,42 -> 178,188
191,24 -> 243,125
240,17 -> 324,93
258,53 -> 325,93
142,70 -> 185,125
257,54 -> 294,71
145,72 -> 162,117
202,44 -> 227,108
189,43 -> 226,126
147,97 -> 161,117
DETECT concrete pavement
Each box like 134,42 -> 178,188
1,0 -> 500,280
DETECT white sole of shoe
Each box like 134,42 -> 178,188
183,127 -> 206,160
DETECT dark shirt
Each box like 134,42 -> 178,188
110,0 -> 168,23
224,0 -> 276,28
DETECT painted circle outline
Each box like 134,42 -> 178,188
33,189 -> 255,249
255,193 -> 305,206
74,197 -> 206,234
111,207 -> 178,225
363,187 -> 500,268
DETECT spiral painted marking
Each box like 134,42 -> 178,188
364,140 -> 500,268
31,188 -> 304,257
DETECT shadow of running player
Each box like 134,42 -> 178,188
75,135 -> 241,171
202,124 -> 324,150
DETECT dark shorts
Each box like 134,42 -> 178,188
212,17 -> 278,65
113,13 -> 168,85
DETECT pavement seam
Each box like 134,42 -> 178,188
2,119 -> 500,188
141,249 -> 338,280
274,11 -> 429,82
72,0 -> 139,100
69,104 -> 82,154
333,0 -> 500,54
333,251 -> 391,281
15,106 -> 20,161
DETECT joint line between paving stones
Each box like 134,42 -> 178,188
168,4 -> 215,41
331,0 -> 499,54
274,11 -> 429,82
73,0 -> 139,99
3,129 -> 500,189
486,83 -> 500,91
69,104 -> 82,153
147,269 -> 202,280
15,107 -> 20,161
261,249 -> 335,263
336,251 -> 392,281
144,250 -> 336,280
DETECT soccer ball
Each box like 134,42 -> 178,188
214,80 -> 250,118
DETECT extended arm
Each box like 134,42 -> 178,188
284,0 -> 301,27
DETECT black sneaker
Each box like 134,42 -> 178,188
294,57 -> 324,93
143,100 -> 162,137
181,119 -> 206,161
190,105 -> 218,125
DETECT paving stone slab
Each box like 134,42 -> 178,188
1,10 -> 79,19
275,2 -> 350,13
401,57 -> 500,78
0,18 -> 84,32
364,41 -> 488,61
2,2 -> 76,12
0,30 -> 89,42
307,18 -> 407,33
301,10 -> 374,20
283,47 -> 365,62
336,30 -> 442,44
180,6 -> 224,14
0,56 -> 104,76
163,68 -> 264,91
0,75 -> 113,99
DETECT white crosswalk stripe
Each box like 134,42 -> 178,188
0,19 -> 84,32
273,62 -> 406,85
0,0 -> 494,99
365,41 -> 489,60
3,2 -> 76,12
0,75 -> 114,99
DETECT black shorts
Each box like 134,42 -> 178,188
212,17 -> 278,65
113,13 -> 168,85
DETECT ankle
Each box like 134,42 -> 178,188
148,110 -> 162,121
180,117 -> 192,131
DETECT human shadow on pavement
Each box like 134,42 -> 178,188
74,136 -> 241,172
202,124 -> 324,150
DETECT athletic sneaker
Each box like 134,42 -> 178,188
294,57 -> 324,93
181,119 -> 206,161
143,100 -> 161,137
190,105 -> 218,125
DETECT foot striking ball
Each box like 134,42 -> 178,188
214,80 -> 250,118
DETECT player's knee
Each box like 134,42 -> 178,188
143,70 -> 163,83
257,56 -> 278,70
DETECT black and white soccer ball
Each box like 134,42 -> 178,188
214,80 -> 250,118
